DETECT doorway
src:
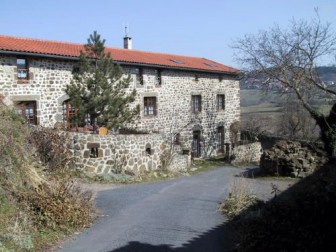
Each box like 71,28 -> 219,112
192,130 -> 201,157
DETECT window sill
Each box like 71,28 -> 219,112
17,79 -> 29,84
143,114 -> 157,118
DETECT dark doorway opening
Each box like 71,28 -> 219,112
192,130 -> 201,157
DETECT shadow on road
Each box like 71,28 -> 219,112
109,220 -> 233,252
111,161 -> 336,252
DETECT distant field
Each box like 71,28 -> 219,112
240,89 -> 283,117
240,89 -> 285,107
240,89 -> 333,136
240,89 -> 333,116
241,103 -> 282,114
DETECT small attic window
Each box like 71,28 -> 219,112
204,62 -> 218,68
170,59 -> 184,64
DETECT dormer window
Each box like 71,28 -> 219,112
17,57 -> 29,81
170,59 -> 184,64
204,62 -> 218,68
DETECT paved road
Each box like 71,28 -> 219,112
57,166 -> 291,252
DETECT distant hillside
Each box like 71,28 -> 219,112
316,66 -> 336,85
241,66 -> 336,89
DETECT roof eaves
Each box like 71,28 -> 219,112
0,50 -> 79,60
0,49 -> 240,76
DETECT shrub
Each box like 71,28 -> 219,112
0,104 -> 96,250
219,176 -> 264,219
29,128 -> 74,172
22,177 -> 95,231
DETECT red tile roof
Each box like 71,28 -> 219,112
0,35 -> 239,74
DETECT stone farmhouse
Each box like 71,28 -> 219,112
0,34 -> 241,172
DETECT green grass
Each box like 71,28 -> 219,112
241,103 -> 282,114
190,158 -> 227,175
317,104 -> 333,115
240,90 -> 285,107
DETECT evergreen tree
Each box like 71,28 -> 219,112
65,31 -> 139,130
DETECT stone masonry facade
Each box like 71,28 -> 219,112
0,51 -> 240,173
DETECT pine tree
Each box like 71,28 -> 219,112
65,31 -> 139,130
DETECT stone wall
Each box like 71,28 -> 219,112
231,142 -> 263,164
67,132 -> 190,174
260,140 -> 328,177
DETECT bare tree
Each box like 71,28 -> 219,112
241,115 -> 268,142
278,98 -> 319,140
233,12 -> 336,157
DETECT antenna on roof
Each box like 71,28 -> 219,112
124,25 -> 129,37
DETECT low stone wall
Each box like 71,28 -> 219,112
66,132 -> 190,174
168,153 -> 191,171
231,142 -> 262,164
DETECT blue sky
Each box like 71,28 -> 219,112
1,0 -> 335,68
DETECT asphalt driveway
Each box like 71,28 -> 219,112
56,166 -> 291,252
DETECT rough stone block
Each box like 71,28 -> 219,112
98,149 -> 104,157
83,150 -> 90,158
87,142 -> 100,149
85,165 -> 95,173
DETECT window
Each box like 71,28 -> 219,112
217,94 -> 225,110
191,95 -> 202,113
217,126 -> 225,153
204,62 -> 218,68
90,147 -> 98,158
135,68 -> 144,85
155,69 -> 162,85
145,143 -> 152,155
16,101 -> 37,125
174,133 -> 181,145
170,59 -> 184,64
17,58 -> 29,81
62,100 -> 78,128
144,97 -> 157,116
